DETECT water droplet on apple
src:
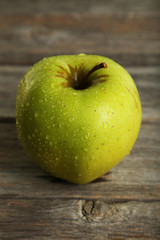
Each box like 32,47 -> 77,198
34,112 -> 38,118
85,133 -> 90,139
59,123 -> 62,128
78,173 -> 82,177
83,148 -> 88,152
26,102 -> 30,106
52,123 -> 55,127
68,118 -> 72,123
75,156 -> 78,160
55,157 -> 59,161
45,135 -> 49,140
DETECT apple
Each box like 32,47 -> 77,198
16,54 -> 142,184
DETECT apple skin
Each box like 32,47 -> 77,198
16,54 -> 142,184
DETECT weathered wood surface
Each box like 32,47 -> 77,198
0,0 -> 160,66
0,199 -> 160,240
0,0 -> 160,239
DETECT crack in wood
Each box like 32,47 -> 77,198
82,200 -> 105,223
82,200 -> 95,222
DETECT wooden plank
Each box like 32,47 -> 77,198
0,120 -> 159,201
0,66 -> 160,120
0,1 -> 159,65
0,199 -> 159,240
0,0 -> 160,15
0,19 -> 159,66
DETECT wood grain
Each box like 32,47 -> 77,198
0,0 -> 160,66
1,0 -> 160,15
0,199 -> 160,240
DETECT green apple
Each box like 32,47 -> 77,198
16,54 -> 142,184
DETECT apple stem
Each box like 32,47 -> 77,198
80,62 -> 107,89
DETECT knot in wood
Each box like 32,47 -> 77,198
82,200 -> 104,223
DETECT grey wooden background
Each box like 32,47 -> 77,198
0,0 -> 160,239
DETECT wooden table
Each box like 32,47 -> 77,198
0,0 -> 160,239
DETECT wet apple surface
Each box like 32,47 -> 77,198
16,54 -> 142,184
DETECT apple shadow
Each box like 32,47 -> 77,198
37,171 -> 112,185
91,172 -> 112,184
